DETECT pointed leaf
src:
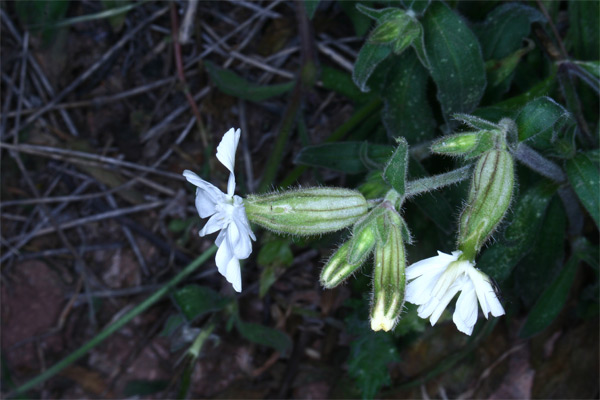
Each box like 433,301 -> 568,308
382,50 -> 435,143
172,285 -> 229,321
519,256 -> 578,338
383,138 -> 408,196
353,43 -> 392,92
295,142 -> 393,174
205,61 -> 294,102
566,152 -> 600,227
421,2 -> 486,120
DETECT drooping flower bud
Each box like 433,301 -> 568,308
369,10 -> 422,55
320,209 -> 380,289
244,187 -> 368,236
370,209 -> 406,332
458,149 -> 515,260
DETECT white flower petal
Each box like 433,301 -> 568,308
405,251 -> 457,280
224,257 -> 242,292
406,269 -> 444,304
453,279 -> 479,335
429,279 -> 462,325
199,214 -> 225,236
215,238 -> 234,275
216,128 -> 240,176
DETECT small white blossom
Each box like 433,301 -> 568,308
183,128 -> 256,292
405,250 -> 505,335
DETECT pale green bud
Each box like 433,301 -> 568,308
458,149 -> 515,260
369,10 -> 421,55
370,211 -> 406,332
431,130 -> 496,159
320,240 -> 360,289
245,187 -> 368,236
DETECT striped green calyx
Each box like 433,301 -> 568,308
458,149 -> 515,260
320,212 -> 379,289
370,207 -> 406,332
244,187 -> 368,236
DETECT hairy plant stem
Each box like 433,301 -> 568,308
405,164 -> 472,198
10,247 -> 217,398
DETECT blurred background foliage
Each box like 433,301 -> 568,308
1,0 -> 598,398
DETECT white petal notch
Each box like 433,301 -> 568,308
405,250 -> 505,335
183,128 -> 255,292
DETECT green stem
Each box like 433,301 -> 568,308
10,246 -> 217,397
405,164 -> 472,197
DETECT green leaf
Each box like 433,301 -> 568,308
514,197 -> 566,307
355,4 -> 391,20
383,138 -> 408,196
172,285 -> 229,321
478,182 -> 556,282
475,3 -> 544,60
345,304 -> 401,399
160,314 -> 186,337
321,66 -> 371,103
566,152 -> 600,227
339,1 -> 372,37
257,237 -> 294,267
235,321 -> 292,355
304,0 -> 320,19
15,0 -> 69,44
519,256 -> 578,338
382,50 -> 436,143
123,380 -> 169,397
421,2 -> 486,120
295,142 -> 393,174
401,0 -> 431,15
353,43 -> 392,92
515,96 -> 573,154
567,0 -> 599,61
205,61 -> 294,102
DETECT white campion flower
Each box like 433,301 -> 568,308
183,128 -> 256,292
405,250 -> 505,335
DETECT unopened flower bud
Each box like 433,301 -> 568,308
369,10 -> 421,55
431,130 -> 496,159
245,187 -> 368,236
458,149 -> 514,259
370,211 -> 406,332
320,240 -> 359,289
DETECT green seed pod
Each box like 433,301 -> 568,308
458,149 -> 515,260
320,240 -> 361,289
245,187 -> 368,236
370,213 -> 406,332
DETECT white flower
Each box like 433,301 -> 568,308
183,128 -> 256,292
405,250 -> 505,335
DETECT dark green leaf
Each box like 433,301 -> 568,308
382,50 -> 436,143
516,97 -> 571,143
514,197 -> 566,307
421,2 -> 486,120
257,237 -> 294,267
383,138 -> 408,196
355,4 -> 391,20
566,152 -> 600,227
321,66 -> 371,102
401,0 -> 431,15
160,314 -> 186,337
339,1 -> 372,37
353,43 -> 392,92
123,380 -> 169,397
205,61 -> 294,102
479,182 -> 556,282
172,285 -> 229,321
235,321 -> 292,355
295,142 -> 393,174
345,304 -> 401,399
567,1 -> 599,61
519,256 -> 578,338
475,3 -> 544,60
